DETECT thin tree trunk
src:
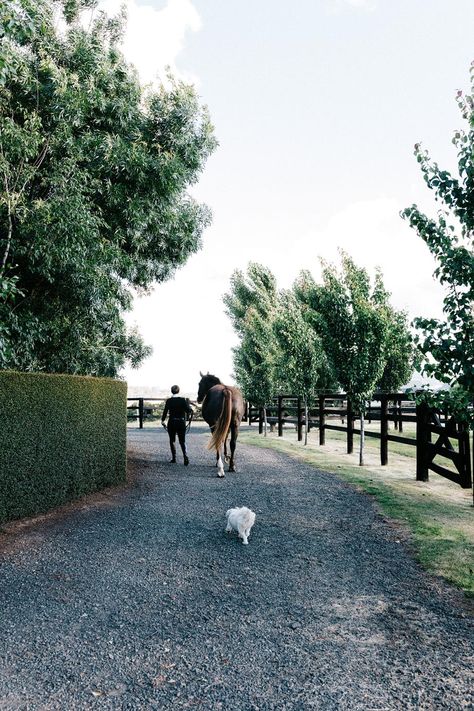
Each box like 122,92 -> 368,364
359,411 -> 365,466
1,209 -> 12,273
304,398 -> 308,445
263,406 -> 267,437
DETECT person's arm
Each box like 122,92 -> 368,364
185,399 -> 194,430
161,399 -> 169,424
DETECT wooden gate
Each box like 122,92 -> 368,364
415,403 -> 471,488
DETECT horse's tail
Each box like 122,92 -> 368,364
207,388 -> 232,453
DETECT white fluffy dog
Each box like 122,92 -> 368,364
225,506 -> 256,545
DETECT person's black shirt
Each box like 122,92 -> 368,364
162,397 -> 193,421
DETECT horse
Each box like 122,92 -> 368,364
197,372 -> 245,477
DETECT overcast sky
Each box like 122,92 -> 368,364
95,0 -> 474,395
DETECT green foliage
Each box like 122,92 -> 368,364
402,68 -> 474,424
232,307 -> 276,406
293,267 -> 414,395
223,263 -> 278,337
378,308 -> 416,393
224,263 -> 279,406
316,253 -> 390,412
0,0 -> 217,375
273,291 -> 331,400
0,370 -> 127,524
225,256 -> 413,426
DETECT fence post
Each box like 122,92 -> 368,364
297,397 -> 303,442
380,395 -> 388,466
258,408 -> 263,434
138,398 -> 144,429
278,396 -> 283,437
319,395 -> 325,445
458,424 -> 472,489
347,398 -> 354,454
416,401 -> 429,482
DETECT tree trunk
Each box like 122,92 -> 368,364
359,411 -> 365,466
304,398 -> 308,445
263,407 -> 267,437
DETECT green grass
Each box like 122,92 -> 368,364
239,426 -> 474,597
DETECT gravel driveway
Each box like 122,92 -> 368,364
0,426 -> 472,710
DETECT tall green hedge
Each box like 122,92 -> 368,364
0,371 -> 127,524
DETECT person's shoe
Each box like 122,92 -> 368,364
184,455 -> 189,466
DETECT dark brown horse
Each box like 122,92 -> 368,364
197,372 -> 245,476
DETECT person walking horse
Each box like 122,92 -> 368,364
161,385 -> 193,465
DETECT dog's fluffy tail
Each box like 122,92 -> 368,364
207,387 -> 232,453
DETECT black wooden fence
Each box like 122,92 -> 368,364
127,398 -> 202,428
245,393 -> 472,490
127,397 -> 165,429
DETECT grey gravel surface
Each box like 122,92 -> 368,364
0,426 -> 473,711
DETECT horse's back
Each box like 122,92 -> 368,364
203,384 -> 244,425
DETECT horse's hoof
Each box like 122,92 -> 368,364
217,473 -> 225,478
229,467 -> 236,473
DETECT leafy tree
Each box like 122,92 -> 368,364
293,267 -> 414,396
232,307 -> 276,435
224,263 -> 279,433
273,292 -> 329,444
402,71 -> 474,425
223,262 -> 278,336
316,253 -> 390,465
0,0 -> 216,375
377,307 -> 415,393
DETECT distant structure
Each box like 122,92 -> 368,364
127,385 -> 195,399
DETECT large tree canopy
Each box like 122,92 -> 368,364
0,0 -> 217,375
402,71 -> 474,424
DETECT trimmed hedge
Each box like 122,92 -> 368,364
0,371 -> 127,525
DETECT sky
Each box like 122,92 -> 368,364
93,0 -> 474,395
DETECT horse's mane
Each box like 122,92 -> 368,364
203,373 -> 221,386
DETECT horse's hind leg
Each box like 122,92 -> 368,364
228,422 -> 239,472
216,447 -> 225,478
224,434 -> 230,462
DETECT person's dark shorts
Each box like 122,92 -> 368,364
168,418 -> 186,441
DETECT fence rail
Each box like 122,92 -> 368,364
127,397 -> 165,429
245,393 -> 472,492
127,397 -> 202,428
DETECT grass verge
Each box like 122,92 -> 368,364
239,427 -> 474,597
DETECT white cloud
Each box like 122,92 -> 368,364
304,197 -> 445,320
89,0 -> 201,85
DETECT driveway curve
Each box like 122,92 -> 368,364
0,426 -> 472,710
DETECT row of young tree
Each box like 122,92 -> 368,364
224,256 -> 415,464
225,61 -> 474,462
